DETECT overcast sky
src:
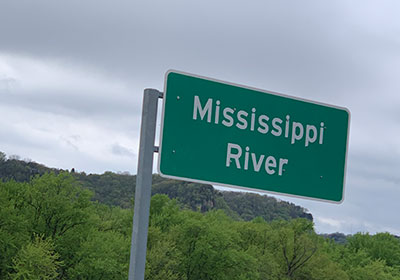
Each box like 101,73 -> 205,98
1,0 -> 400,235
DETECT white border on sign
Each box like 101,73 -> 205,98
157,69 -> 351,204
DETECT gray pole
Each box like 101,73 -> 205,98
128,88 -> 160,280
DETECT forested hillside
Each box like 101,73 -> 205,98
1,172 -> 400,279
0,153 -> 312,222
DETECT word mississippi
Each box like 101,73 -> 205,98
193,95 -> 325,147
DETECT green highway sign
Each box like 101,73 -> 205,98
158,70 -> 350,203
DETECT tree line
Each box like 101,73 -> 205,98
0,153 -> 312,222
1,172 -> 400,279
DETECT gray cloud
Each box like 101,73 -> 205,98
111,143 -> 135,158
0,76 -> 17,91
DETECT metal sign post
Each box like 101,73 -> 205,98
128,88 -> 161,280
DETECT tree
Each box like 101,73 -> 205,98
22,173 -> 96,277
9,154 -> 21,160
346,259 -> 399,280
10,235 -> 62,280
0,151 -> 6,162
0,180 -> 30,278
146,227 -> 184,280
347,232 -> 400,267
274,219 -> 318,279
67,229 -> 129,279
149,194 -> 181,232
298,246 -> 349,280
171,210 -> 258,280
235,220 -> 281,279
24,172 -> 93,239
93,203 -> 133,236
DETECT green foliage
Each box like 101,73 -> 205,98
150,194 -> 181,232
321,232 -> 349,244
0,157 -> 313,222
346,259 -> 399,280
221,192 -> 313,222
151,178 -> 313,222
1,166 -> 400,279
0,154 -> 54,182
234,220 -> 281,279
10,235 -> 62,280
0,151 -> 6,162
0,180 -> 30,278
273,219 -> 318,278
347,232 -> 400,267
170,211 -> 259,280
67,229 -> 129,279
93,203 -> 133,236
0,173 -> 131,279
74,171 -> 134,208
152,180 -> 218,212
146,227 -> 184,280
24,173 -> 93,239
300,251 -> 349,280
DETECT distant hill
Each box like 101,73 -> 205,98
0,155 -> 55,181
321,232 -> 349,244
0,152 -> 312,222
